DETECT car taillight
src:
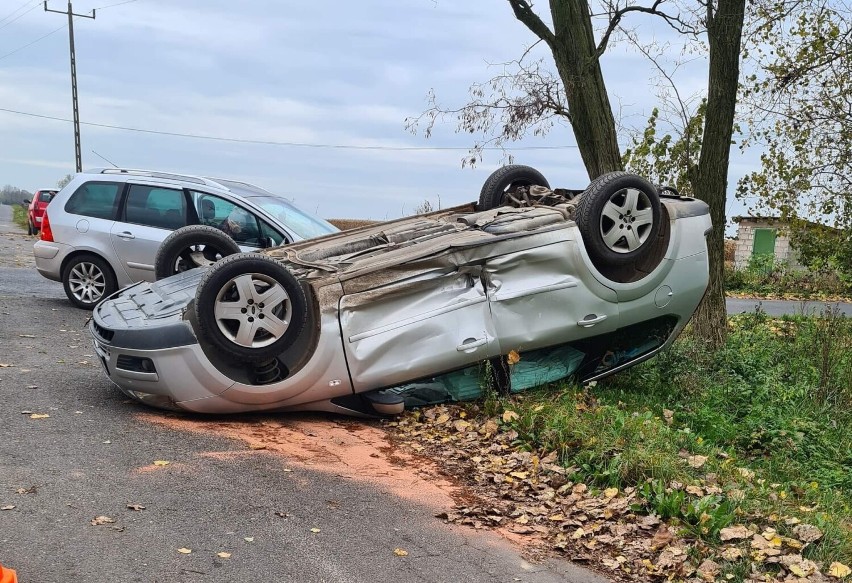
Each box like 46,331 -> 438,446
40,212 -> 54,242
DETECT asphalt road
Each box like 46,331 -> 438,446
0,203 -> 19,232
0,218 -> 604,582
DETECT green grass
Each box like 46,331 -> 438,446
726,255 -> 852,298
499,309 -> 852,567
11,204 -> 28,230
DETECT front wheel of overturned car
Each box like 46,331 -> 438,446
575,171 -> 662,267
154,225 -> 241,280
194,253 -> 308,363
477,165 -> 550,211
62,254 -> 118,310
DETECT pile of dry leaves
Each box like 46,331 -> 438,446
386,405 -> 850,583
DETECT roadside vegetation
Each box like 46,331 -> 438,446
725,256 -> 852,300
392,309 -> 852,581
11,204 -> 27,231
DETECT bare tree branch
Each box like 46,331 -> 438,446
594,0 -> 699,58
507,0 -> 556,47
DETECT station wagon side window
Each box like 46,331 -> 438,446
64,182 -> 123,220
190,191 -> 282,247
124,185 -> 187,230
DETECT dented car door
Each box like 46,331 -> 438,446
339,267 -> 499,391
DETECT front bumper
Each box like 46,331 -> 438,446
90,322 -> 237,410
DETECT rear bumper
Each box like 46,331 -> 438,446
33,241 -> 70,282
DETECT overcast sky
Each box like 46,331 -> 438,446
0,0 -> 755,224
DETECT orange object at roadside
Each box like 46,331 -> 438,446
0,563 -> 18,583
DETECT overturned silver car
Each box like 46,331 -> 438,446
89,166 -> 711,416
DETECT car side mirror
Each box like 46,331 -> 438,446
23,199 -> 31,205
261,236 -> 276,249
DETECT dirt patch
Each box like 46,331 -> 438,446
0,233 -> 37,269
135,413 -> 460,510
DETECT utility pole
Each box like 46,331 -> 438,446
44,2 -> 95,173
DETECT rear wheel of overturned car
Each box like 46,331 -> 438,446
194,253 -> 308,363
575,171 -> 661,267
154,225 -> 241,280
477,165 -> 551,211
62,254 -> 118,310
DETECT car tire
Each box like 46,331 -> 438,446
62,254 -> 118,310
27,220 -> 33,235
477,165 -> 550,210
154,225 -> 241,281
194,253 -> 308,363
575,171 -> 662,267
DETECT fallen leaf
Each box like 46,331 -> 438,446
217,552 -> 231,559
650,525 -> 674,550
126,503 -> 146,511
720,525 -> 752,541
720,547 -> 743,561
507,350 -> 521,365
393,548 -> 409,557
249,444 -> 267,450
177,548 -> 192,554
29,413 -> 50,419
0,364 -> 12,368
244,537 -> 254,542
828,562 -> 851,579
603,487 -> 618,498
792,524 -> 823,543
1,505 -> 15,511
663,409 -> 674,424
687,455 -> 708,468
435,414 -> 450,424
91,515 -> 115,525
310,528 -> 321,533
153,460 -> 170,466
453,420 -> 471,432
502,410 -> 519,423
686,485 -> 704,496
697,559 -> 720,582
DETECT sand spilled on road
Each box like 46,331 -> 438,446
135,413 -> 460,510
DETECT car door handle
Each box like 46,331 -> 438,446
456,337 -> 487,352
577,314 -> 608,327
115,231 -> 135,240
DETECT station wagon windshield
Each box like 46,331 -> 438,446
251,195 -> 338,240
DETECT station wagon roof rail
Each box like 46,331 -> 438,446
95,168 -> 227,189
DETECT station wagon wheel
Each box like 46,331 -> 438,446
194,254 -> 307,363
154,225 -> 241,280
575,172 -> 661,267
478,165 -> 550,210
62,254 -> 118,310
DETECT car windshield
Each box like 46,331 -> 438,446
249,195 -> 338,240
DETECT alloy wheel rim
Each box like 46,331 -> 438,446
68,262 -> 106,304
599,187 -> 654,254
213,273 -> 292,348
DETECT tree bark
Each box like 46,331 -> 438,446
690,0 -> 746,349
510,0 -> 624,179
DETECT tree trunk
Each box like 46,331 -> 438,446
510,0 -> 624,180
690,0 -> 746,349
549,0 -> 623,180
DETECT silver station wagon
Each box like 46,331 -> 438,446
33,169 -> 338,309
89,166 -> 711,416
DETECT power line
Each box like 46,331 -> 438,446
44,1 -> 97,173
0,0 -> 38,25
0,0 -> 41,31
0,22 -> 66,61
0,0 -> 127,63
93,0 -> 138,10
0,106 -> 585,151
